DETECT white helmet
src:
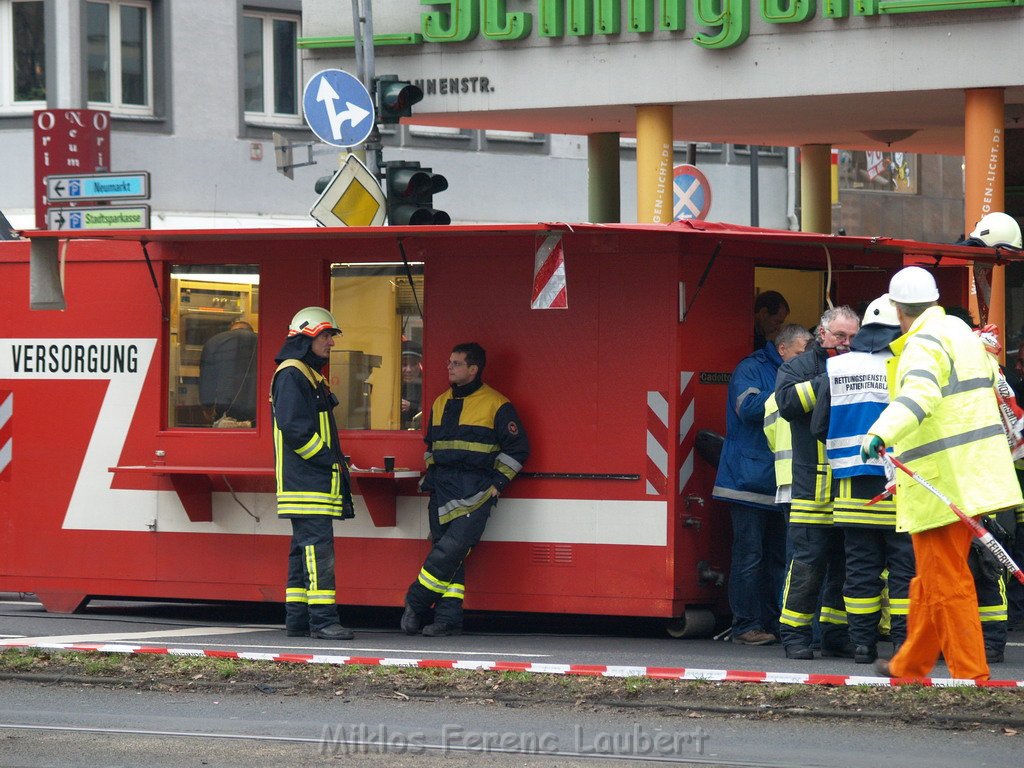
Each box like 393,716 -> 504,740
969,212 -> 1022,250
288,306 -> 342,338
889,266 -> 939,304
862,293 -> 899,327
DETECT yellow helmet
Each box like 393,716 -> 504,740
287,307 -> 342,338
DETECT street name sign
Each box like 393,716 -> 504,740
46,205 -> 151,231
302,69 -> 375,148
45,171 -> 150,203
309,154 -> 386,227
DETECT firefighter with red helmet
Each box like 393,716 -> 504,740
401,342 -> 529,637
271,307 -> 355,641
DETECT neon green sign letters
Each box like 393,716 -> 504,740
296,0 -> 1023,52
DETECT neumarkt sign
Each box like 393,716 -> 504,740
299,0 -> 1024,51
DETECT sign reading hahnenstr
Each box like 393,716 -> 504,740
299,0 -> 1023,51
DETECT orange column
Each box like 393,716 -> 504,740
964,88 -> 1005,335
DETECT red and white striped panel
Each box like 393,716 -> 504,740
0,390 -> 11,482
677,372 -> 695,494
3,641 -> 1021,689
530,233 -> 567,310
646,391 -> 669,495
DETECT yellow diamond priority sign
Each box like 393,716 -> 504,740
309,154 -> 386,227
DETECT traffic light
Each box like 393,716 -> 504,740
384,161 -> 450,226
376,75 -> 423,124
314,174 -> 333,194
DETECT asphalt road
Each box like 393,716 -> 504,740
1,678 -> 1020,768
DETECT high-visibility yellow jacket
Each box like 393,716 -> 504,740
763,393 -> 793,493
868,306 -> 1023,534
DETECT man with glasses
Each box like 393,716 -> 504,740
775,306 -> 860,660
401,342 -> 530,637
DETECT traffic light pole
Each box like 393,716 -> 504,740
351,0 -> 381,181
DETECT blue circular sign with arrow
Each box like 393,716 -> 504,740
302,69 -> 375,148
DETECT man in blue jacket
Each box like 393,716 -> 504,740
713,324 -> 811,645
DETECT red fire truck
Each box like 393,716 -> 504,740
0,222 -> 998,635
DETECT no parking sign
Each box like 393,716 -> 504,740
672,164 -> 712,221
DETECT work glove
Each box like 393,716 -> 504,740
860,434 -> 885,462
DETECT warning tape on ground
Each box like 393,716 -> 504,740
3,642 -> 1023,688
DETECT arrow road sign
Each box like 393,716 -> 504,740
46,205 -> 150,231
45,171 -> 150,203
303,69 -> 375,148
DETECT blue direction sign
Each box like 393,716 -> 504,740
303,69 -> 375,148
45,171 -> 150,203
672,164 -> 712,221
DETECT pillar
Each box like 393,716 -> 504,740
587,132 -> 621,223
964,88 -> 1005,334
636,106 -> 673,224
800,144 -> 832,234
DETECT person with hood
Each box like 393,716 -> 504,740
271,307 -> 355,641
810,295 -> 915,664
862,267 -> 1023,681
401,342 -> 529,637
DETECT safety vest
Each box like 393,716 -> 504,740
825,351 -> 891,478
763,393 -> 792,500
869,306 -> 1023,533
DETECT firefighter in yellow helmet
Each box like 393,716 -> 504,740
863,267 -> 1023,680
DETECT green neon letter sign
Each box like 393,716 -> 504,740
693,0 -> 750,48
482,0 -> 533,39
422,0 -> 480,42
761,0 -> 815,22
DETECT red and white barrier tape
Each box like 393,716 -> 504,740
3,642 -> 1022,688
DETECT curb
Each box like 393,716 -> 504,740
3,641 -> 1023,688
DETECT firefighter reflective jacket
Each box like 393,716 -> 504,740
869,306 -> 1023,534
420,379 -> 529,525
271,352 -> 353,519
763,393 -> 793,503
712,343 -> 783,509
776,341 -> 835,525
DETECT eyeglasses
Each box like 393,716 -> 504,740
446,360 -> 468,368
823,327 -> 853,343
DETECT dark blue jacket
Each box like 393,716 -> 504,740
712,342 -> 784,509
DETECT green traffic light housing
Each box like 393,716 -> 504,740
314,175 -> 333,195
376,75 -> 424,124
385,161 -> 450,226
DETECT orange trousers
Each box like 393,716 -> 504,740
890,522 -> 989,681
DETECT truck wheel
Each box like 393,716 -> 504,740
665,608 -> 715,639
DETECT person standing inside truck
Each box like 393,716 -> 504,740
401,342 -> 529,637
271,307 -> 355,641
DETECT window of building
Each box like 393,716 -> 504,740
329,263 -> 424,431
0,0 -> 45,112
86,0 -> 153,116
242,10 -> 300,125
838,150 -> 918,194
167,265 -> 260,429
